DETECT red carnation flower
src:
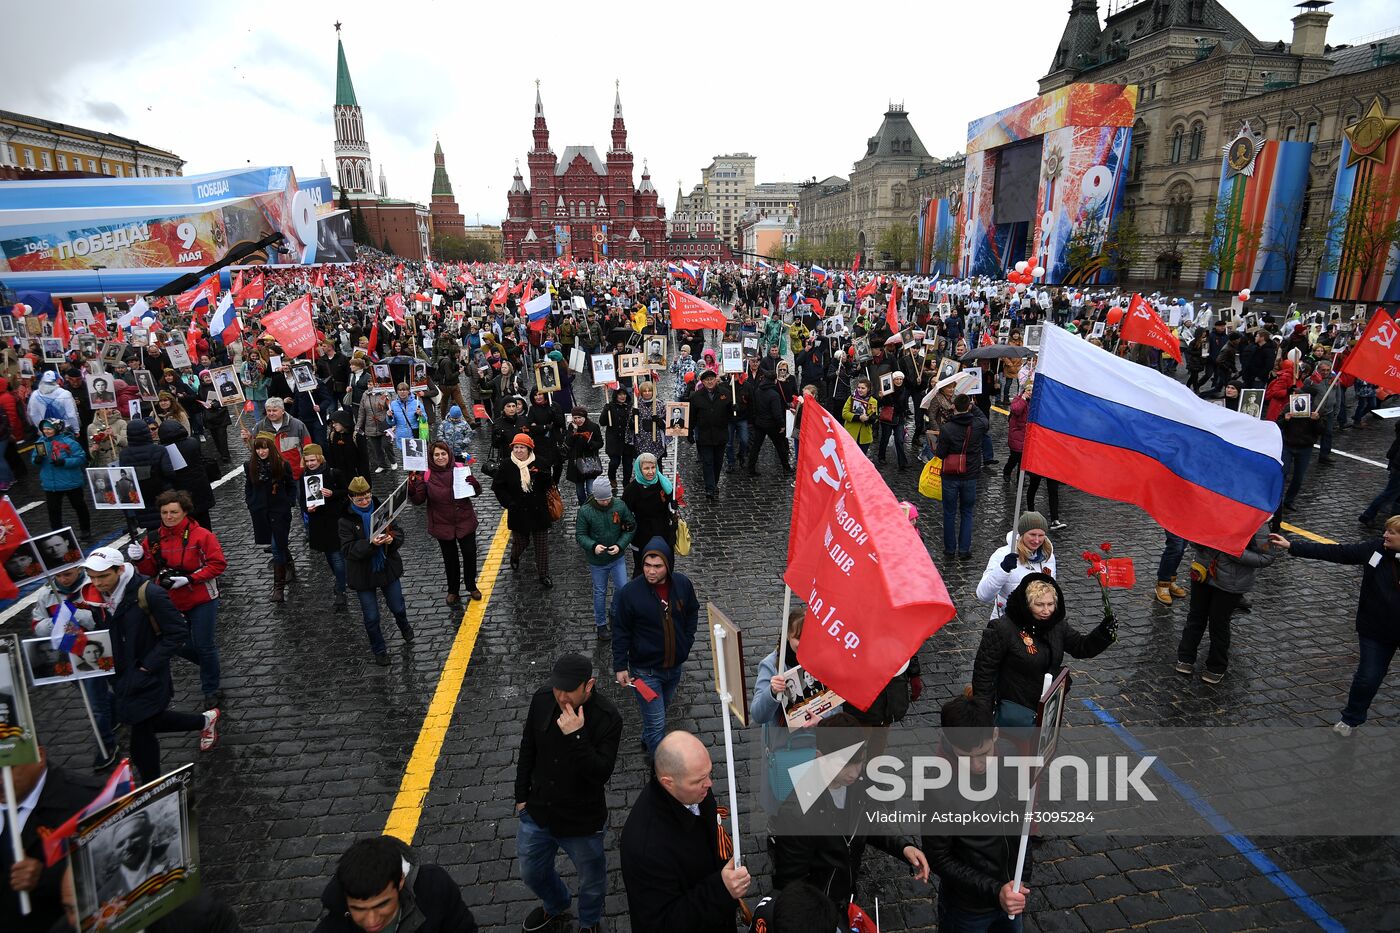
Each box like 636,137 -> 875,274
1100,542 -> 1112,553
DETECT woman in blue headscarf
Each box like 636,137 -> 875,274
621,452 -> 676,577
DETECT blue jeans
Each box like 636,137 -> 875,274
937,893 -> 1023,932
267,510 -> 292,566
588,556 -> 628,629
356,579 -> 408,655
1361,469 -> 1400,521
81,675 -> 117,751
630,665 -> 683,755
574,481 -> 588,507
1157,531 -> 1187,582
942,476 -> 977,554
323,550 -> 347,594
981,431 -> 995,463
725,420 -> 750,468
1281,445 -> 1313,507
176,599 -> 221,694
1341,636 -> 1397,727
516,808 -> 607,926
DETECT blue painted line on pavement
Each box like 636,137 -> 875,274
1081,698 -> 1344,933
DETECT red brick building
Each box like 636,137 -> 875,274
429,139 -> 465,239
503,83 -> 666,261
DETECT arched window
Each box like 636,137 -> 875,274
1188,122 -> 1204,161
569,202 -> 575,217
539,200 -> 548,217
617,200 -> 626,216
1166,183 -> 1192,234
1170,126 -> 1185,164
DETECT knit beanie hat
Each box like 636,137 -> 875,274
1017,511 -> 1048,536
511,432 -> 534,449
591,476 -> 613,500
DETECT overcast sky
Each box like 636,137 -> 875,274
9,0 -> 1397,225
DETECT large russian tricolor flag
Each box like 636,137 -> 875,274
1024,324 -> 1282,555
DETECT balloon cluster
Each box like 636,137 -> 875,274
1006,260 -> 1045,294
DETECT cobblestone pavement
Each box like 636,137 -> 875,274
5,374 -> 1398,932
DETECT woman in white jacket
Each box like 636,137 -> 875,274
976,511 -> 1057,618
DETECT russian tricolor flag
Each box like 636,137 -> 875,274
1024,325 -> 1282,554
668,262 -> 696,284
524,292 -> 553,331
208,293 -> 241,347
810,264 -> 829,284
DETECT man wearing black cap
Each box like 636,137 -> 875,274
513,654 -> 623,933
687,368 -> 732,499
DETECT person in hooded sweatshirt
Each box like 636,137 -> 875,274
27,370 -> 80,434
156,419 -> 214,530
970,573 -> 1117,729
975,511 -> 1058,619
612,536 -> 700,757
312,835 -> 476,933
118,418 -> 170,531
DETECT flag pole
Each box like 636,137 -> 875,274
75,680 -> 109,760
776,584 -> 793,675
1315,369 -> 1342,409
712,623 -> 743,868
2,765 -> 32,915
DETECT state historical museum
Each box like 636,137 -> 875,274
502,83 -> 667,262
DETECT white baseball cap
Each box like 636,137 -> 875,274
81,547 -> 125,572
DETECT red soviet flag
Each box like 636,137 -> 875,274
784,401 -> 957,710
1120,293 -> 1183,364
1340,310 -> 1400,394
886,282 -> 901,335
261,295 -> 317,357
668,287 -> 728,330
384,293 -> 407,325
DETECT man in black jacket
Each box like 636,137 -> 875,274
83,547 -> 218,783
620,731 -> 750,932
514,654 -> 622,933
688,369 -> 731,498
3,748 -> 104,933
925,697 -> 1030,931
745,371 -> 792,476
935,395 -> 989,558
313,836 -> 476,933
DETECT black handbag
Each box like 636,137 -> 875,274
573,455 -> 604,479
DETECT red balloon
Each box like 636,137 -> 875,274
1106,306 -> 1124,326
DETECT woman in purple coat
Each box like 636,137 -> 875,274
408,441 -> 484,604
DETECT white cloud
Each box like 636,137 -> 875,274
9,0 -> 1395,226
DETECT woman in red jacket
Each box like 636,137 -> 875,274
407,441 -> 483,604
131,489 -> 228,709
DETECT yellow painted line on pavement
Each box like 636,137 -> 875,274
991,405 -> 1009,416
384,515 -> 511,843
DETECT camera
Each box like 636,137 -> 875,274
156,568 -> 180,588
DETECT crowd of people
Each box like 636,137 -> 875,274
3,245 -> 1397,933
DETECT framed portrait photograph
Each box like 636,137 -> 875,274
41,337 -> 66,363
741,334 -> 760,359
399,437 -> 428,472
959,366 -> 984,395
851,336 -> 872,364
1090,321 -> 1106,339
411,360 -> 429,392
720,343 -> 744,374
644,336 -> 667,368
706,603 -> 748,727
165,343 -> 192,370
100,339 -> 127,365
1035,667 -> 1074,765
371,363 -> 394,390
290,361 -> 317,393
590,353 -> 616,386
134,369 -> 159,402
209,366 -> 244,405
31,527 -> 84,575
88,466 -> 145,511
303,474 -> 326,509
534,359 -> 561,394
0,314 -> 14,337
879,372 -> 895,397
23,631 -> 115,686
72,765 -> 199,932
3,540 -> 44,583
665,401 -> 690,437
1238,388 -> 1265,419
1289,393 -> 1312,417
86,373 -> 118,410
616,352 -> 645,379
1023,324 -> 1043,351
76,334 -> 99,357
775,664 -> 844,732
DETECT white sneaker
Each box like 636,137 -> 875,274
1333,721 -> 1353,737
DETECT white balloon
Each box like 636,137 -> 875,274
1015,261 -> 1028,274
1033,266 -> 1046,278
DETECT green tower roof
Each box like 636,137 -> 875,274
335,38 -> 358,107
